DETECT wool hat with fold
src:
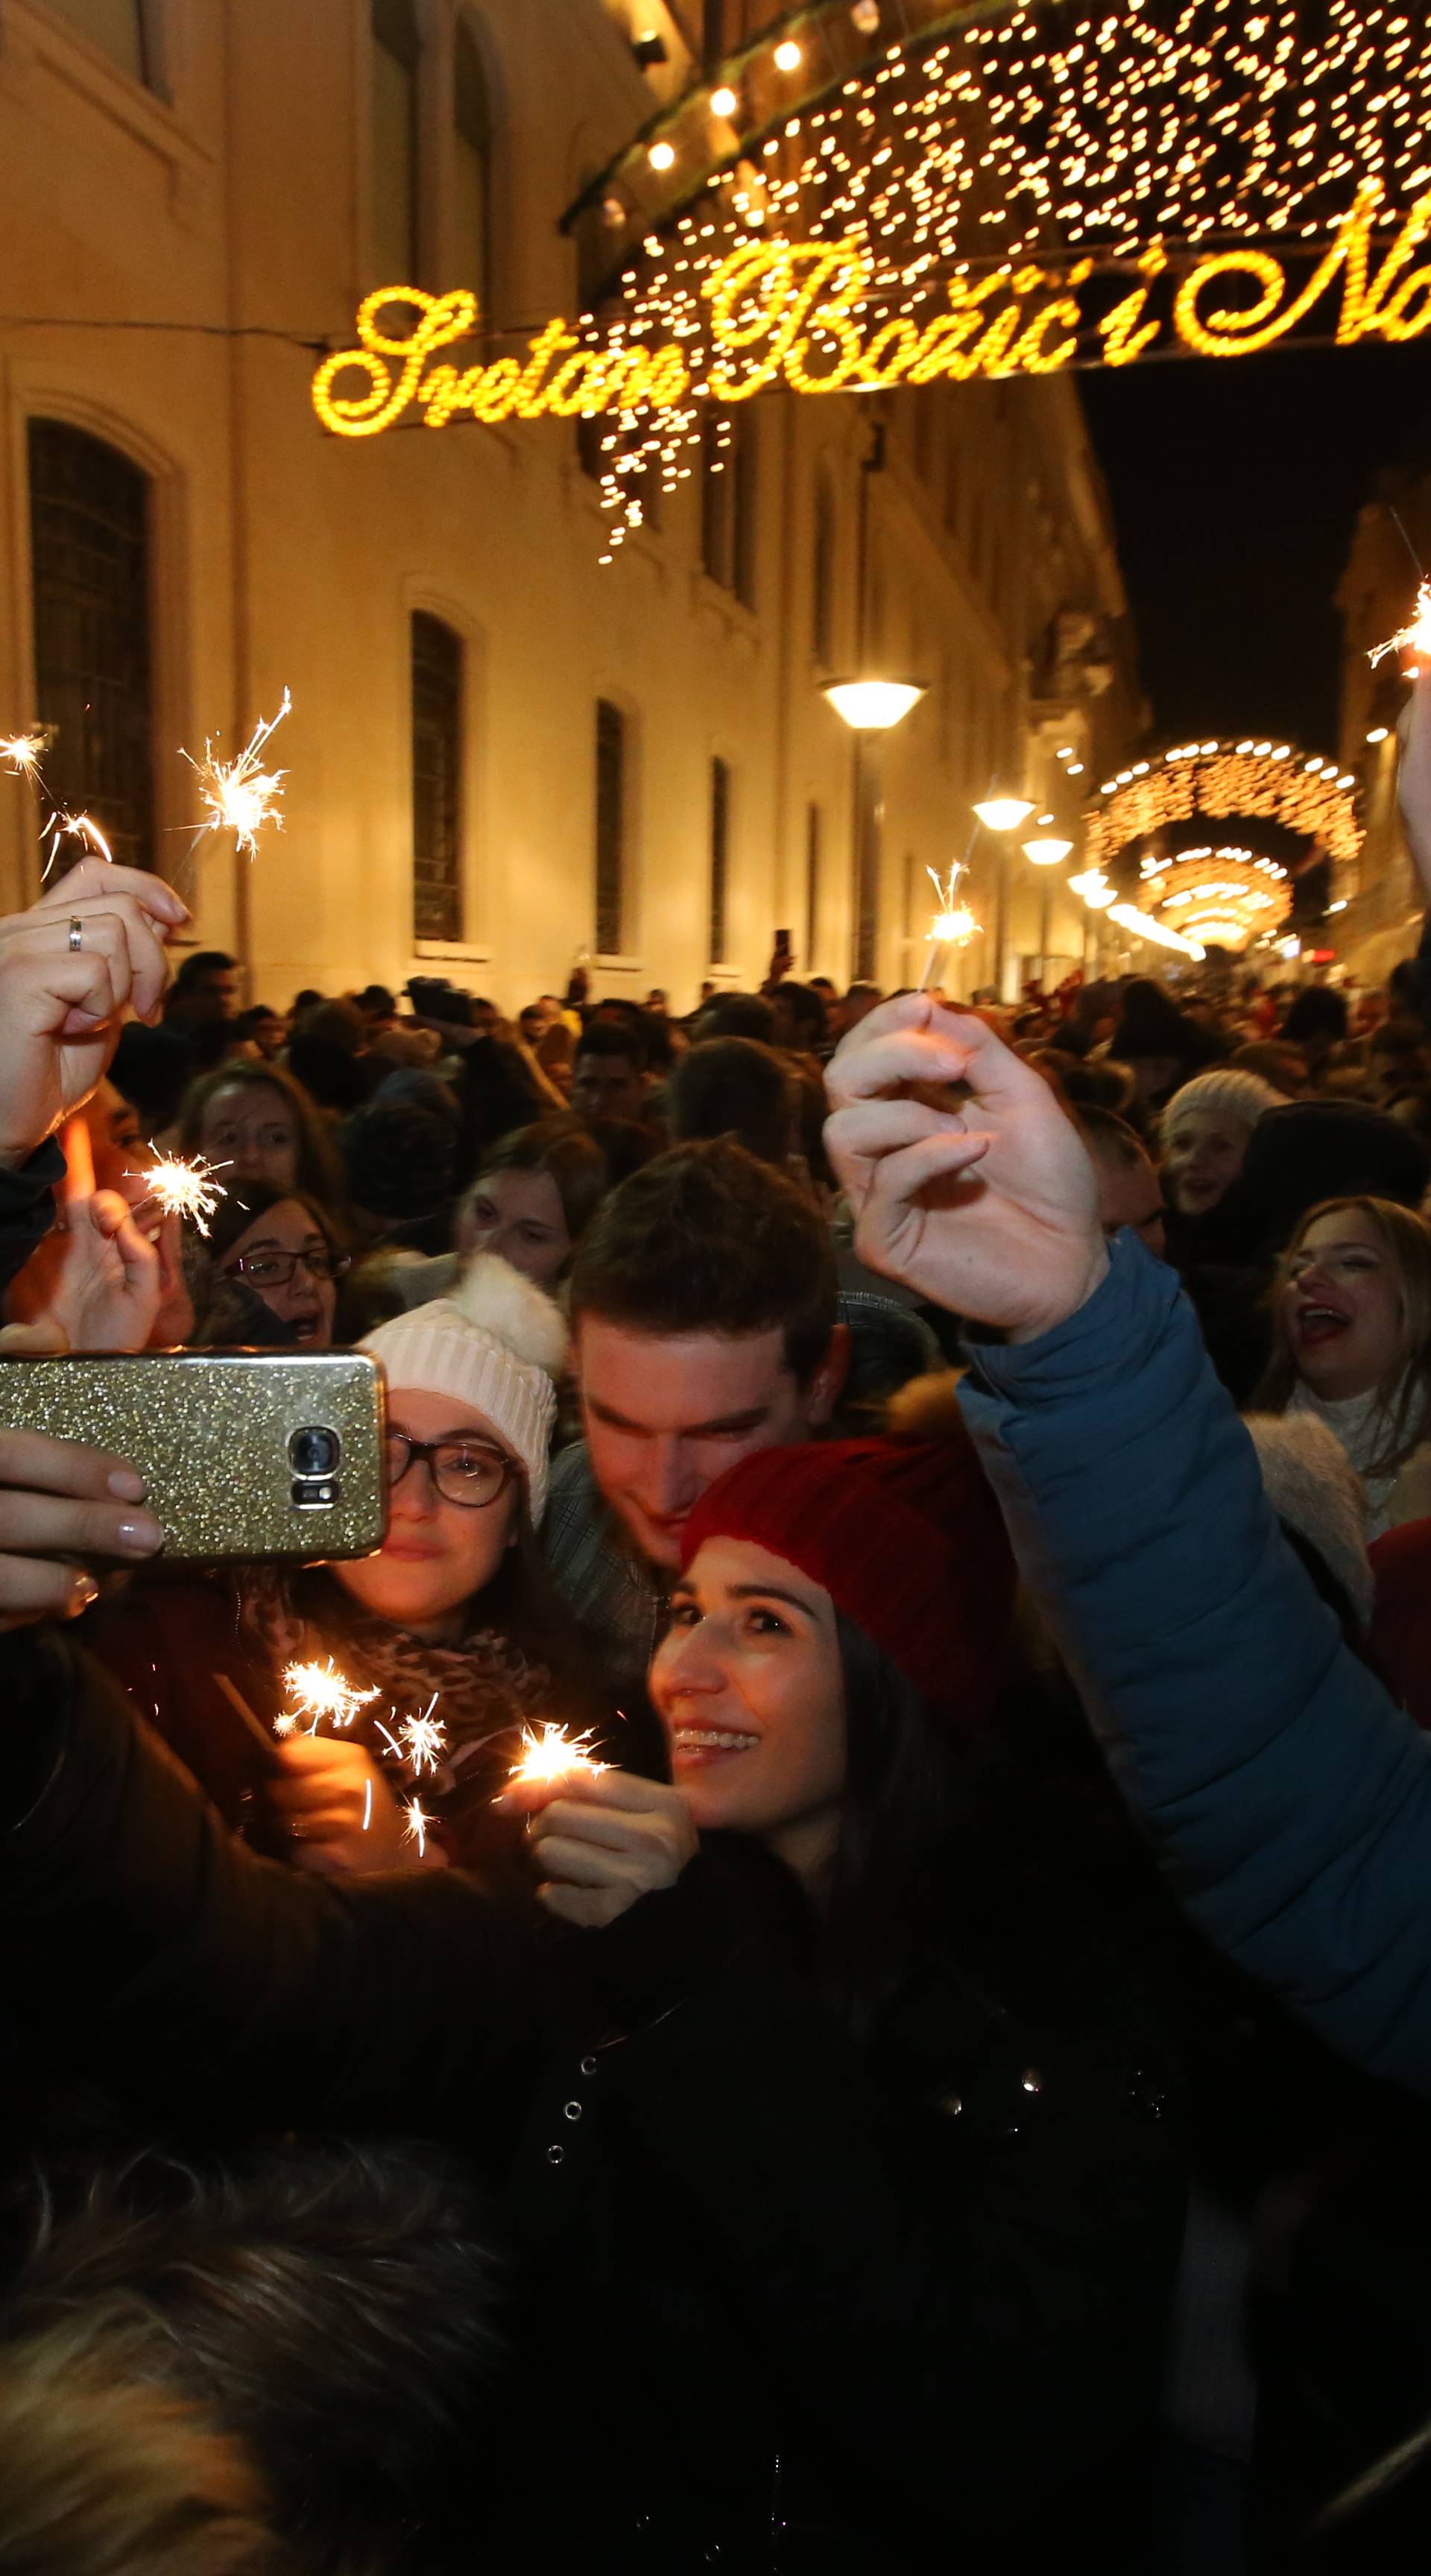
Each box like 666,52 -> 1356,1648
359,1251 -> 567,1524
1161,1067 -> 1286,1141
679,1429 -> 1017,1724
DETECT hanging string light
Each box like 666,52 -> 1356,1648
1086,741 -> 1362,871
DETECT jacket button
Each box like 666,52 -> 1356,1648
546,2143 -> 565,2166
1021,2068 -> 1043,2095
581,2055 -> 598,2076
938,2092 -> 963,2118
1128,2065 -> 1169,2119
563,2100 -> 582,2121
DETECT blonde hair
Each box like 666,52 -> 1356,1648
1259,1195 -> 1431,1474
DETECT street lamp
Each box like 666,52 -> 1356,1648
972,791 -> 1035,833
824,679 -> 927,731
1022,836 -> 1073,866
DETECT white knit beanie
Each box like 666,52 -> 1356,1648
359,1252 -> 568,1525
1162,1067 -> 1286,1143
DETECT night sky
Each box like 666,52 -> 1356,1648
1080,339 -> 1431,754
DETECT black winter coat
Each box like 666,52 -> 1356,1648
1,1627 -> 1185,2572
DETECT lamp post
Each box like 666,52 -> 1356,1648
822,417 -> 926,984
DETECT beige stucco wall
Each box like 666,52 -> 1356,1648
0,0 -> 1143,1011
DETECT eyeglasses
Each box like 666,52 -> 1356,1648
386,1430 -> 517,1509
224,1246 -> 350,1287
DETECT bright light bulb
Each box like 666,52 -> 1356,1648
1023,836 -> 1073,865
648,140 -> 676,171
774,40 -> 803,71
824,679 -> 926,730
972,794 -> 1035,832
1366,726 -> 1389,744
710,84 -> 738,116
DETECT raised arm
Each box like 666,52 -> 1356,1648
824,996 -> 1431,2092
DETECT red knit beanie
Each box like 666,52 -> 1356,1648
679,1429 -> 1017,1726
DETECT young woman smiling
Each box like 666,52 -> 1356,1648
1257,1196 -> 1431,1536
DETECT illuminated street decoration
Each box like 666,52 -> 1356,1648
1135,846 -> 1293,952
312,0 -> 1431,554
1085,742 -> 1362,872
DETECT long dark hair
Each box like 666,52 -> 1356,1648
815,1605 -> 1152,2044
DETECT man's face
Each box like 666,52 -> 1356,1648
572,1051 -> 646,1125
578,1319 -> 838,1570
195,968 -> 237,1020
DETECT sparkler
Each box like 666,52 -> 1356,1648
181,688 -> 291,859
41,809 -> 113,883
917,859 -> 979,994
508,1720 -> 608,1788
1369,581 -> 1431,666
404,1798 -> 431,1860
0,725 -> 48,780
278,1656 -> 380,1736
399,1694 -> 447,1779
134,1151 -> 230,1235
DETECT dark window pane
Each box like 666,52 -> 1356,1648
372,0 -> 419,280
42,0 -> 151,84
812,481 -> 835,666
709,757 -> 730,965
453,16 -> 491,310
702,411 -> 756,604
411,611 -> 464,944
595,699 -> 625,956
28,418 -> 154,875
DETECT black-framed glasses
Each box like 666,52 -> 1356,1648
224,1245 -> 350,1287
386,1430 -> 516,1509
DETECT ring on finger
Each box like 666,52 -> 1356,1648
68,918 -> 83,953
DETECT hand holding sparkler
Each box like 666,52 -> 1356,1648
269,1733 -> 415,1874
132,1151 -> 230,1237
0,862 -> 189,1167
502,1762 -> 698,1930
1371,581 -> 1431,669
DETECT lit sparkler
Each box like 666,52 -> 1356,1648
181,688 -> 291,858
1370,581 -> 1431,666
917,859 -> 979,993
399,1693 -> 447,1778
508,1720 -> 608,1788
278,1656 -> 380,1736
404,1798 -> 431,1859
135,1151 -> 230,1235
41,809 -> 113,883
0,725 -> 48,780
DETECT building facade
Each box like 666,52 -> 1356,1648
1335,485 -> 1428,987
0,0 -> 1143,1010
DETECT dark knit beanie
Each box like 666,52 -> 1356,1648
680,1433 -> 1016,1725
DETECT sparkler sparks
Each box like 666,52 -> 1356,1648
136,1152 -> 230,1234
508,1720 -> 608,1788
0,725 -> 48,779
1370,582 -> 1431,667
182,689 -> 291,856
41,809 -> 113,882
279,1656 -> 380,1735
404,1798 -> 431,1859
917,861 -> 979,992
399,1695 -> 447,1778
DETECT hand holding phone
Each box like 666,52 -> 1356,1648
0,1425 -> 163,1629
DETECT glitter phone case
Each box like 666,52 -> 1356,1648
0,1350 -> 387,1561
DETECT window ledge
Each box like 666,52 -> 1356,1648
692,572 -> 761,639
414,939 -> 493,965
5,1 -> 212,182
592,953 -> 644,972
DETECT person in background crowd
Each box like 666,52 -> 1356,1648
291,986 -> 323,1017
667,1035 -> 799,1169
232,1003 -> 288,1061
1107,978 -> 1226,1120
544,1140 -> 848,1696
828,981 -> 884,1043
644,987 -> 668,1017
1160,1067 -> 1285,1225
1254,1195 -> 1431,1537
286,998 -> 373,1118
1281,983 -> 1351,1085
689,989 -> 777,1045
769,979 -> 830,1055
452,1032 -> 560,1169
340,1076 -> 460,1257
89,1252 -> 598,1864
562,964 -> 591,1022
179,1058 -> 349,1209
183,1181 -> 348,1351
162,950 -> 238,1036
1076,1106 -> 1168,1258
1231,1037 -> 1307,1095
458,1120 -> 613,1292
570,1019 -> 653,1130
354,982 -> 398,1035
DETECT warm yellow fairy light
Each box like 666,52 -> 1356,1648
1108,901 -> 1204,960
182,690 -> 291,856
648,139 -> 676,171
1087,742 -> 1361,871
773,40 -> 802,72
710,85 -> 738,118
508,1720 -> 608,1787
136,1152 -> 230,1235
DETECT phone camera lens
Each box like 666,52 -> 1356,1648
289,1426 -> 341,1477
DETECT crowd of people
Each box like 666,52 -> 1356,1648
6,777 -> 1431,2570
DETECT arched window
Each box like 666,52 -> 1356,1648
453,13 -> 492,313
701,411 -> 757,607
28,419 -> 154,872
43,0 -> 154,86
595,700 -> 627,955
371,0 -> 421,281
709,757 -> 730,965
411,612 -> 464,944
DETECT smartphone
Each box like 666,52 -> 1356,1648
0,1350 -> 387,1561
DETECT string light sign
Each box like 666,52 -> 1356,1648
312,0 -> 1431,550
1135,845 -> 1294,953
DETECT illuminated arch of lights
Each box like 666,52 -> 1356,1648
1134,844 -> 1295,952
1084,739 -> 1363,874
